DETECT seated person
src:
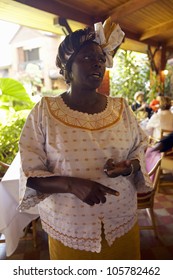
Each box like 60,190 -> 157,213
152,132 -> 173,153
146,96 -> 173,140
149,92 -> 163,112
131,91 -> 153,121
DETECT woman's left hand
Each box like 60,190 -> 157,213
104,158 -> 132,178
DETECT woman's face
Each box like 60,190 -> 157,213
137,94 -> 144,103
70,42 -> 106,89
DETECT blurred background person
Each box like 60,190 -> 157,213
146,96 -> 173,140
149,92 -> 163,113
131,91 -> 153,122
152,132 -> 173,153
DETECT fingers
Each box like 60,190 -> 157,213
104,160 -> 132,177
83,184 -> 119,206
107,158 -> 115,167
83,198 -> 95,206
83,195 -> 104,206
100,185 -> 119,196
124,160 -> 131,167
100,196 -> 106,203
104,158 -> 115,171
104,169 -> 118,177
83,189 -> 106,205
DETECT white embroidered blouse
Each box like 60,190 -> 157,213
19,95 -> 152,253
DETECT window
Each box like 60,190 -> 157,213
24,48 -> 39,62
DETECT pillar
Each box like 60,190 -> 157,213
148,44 -> 167,94
98,70 -> 110,96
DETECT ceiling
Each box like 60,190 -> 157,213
1,0 -> 173,58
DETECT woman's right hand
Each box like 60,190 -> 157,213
68,177 -> 119,206
27,175 -> 119,206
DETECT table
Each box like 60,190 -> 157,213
0,153 -> 39,257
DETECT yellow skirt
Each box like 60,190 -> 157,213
48,222 -> 141,260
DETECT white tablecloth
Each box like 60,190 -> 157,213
0,153 -> 39,257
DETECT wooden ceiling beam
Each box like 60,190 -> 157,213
121,28 -> 140,41
108,0 -> 157,21
122,28 -> 158,48
15,0 -> 94,26
167,37 -> 173,48
140,20 -> 173,41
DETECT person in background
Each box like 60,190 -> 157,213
152,132 -> 173,153
131,91 -> 153,121
171,99 -> 173,113
18,18 -> 152,260
146,96 -> 173,140
149,92 -> 163,112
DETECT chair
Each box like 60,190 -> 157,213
0,161 -> 10,180
137,148 -> 161,238
22,219 -> 38,248
157,129 -> 173,194
0,160 -> 38,247
147,136 -> 159,147
160,129 -> 173,139
157,152 -> 173,194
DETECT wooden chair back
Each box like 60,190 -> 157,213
160,129 -> 173,139
137,148 -> 161,238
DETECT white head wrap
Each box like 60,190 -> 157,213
94,17 -> 125,67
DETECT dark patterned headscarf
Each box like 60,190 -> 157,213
56,27 -> 96,83
56,18 -> 125,83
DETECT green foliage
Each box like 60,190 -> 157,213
0,78 -> 35,173
0,112 -> 29,176
110,49 -> 150,104
147,72 -> 163,103
0,113 -> 27,164
164,64 -> 173,97
0,77 -> 34,111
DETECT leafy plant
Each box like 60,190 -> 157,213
147,72 -> 163,103
0,78 -> 35,174
0,77 -> 34,111
110,49 -> 150,104
164,64 -> 173,97
0,114 -> 26,164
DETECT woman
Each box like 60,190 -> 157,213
131,91 -> 152,121
149,92 -> 163,112
19,19 -> 152,260
146,96 -> 173,140
152,132 -> 173,153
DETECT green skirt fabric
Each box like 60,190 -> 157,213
48,222 -> 141,260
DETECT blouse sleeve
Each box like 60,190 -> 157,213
123,100 -> 153,193
18,98 -> 55,211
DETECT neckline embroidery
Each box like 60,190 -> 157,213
45,95 -> 124,131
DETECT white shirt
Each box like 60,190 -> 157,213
146,110 -> 173,139
18,95 -> 152,252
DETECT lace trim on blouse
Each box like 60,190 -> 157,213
41,214 -> 137,253
45,96 -> 123,130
